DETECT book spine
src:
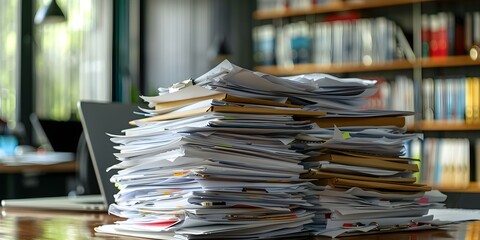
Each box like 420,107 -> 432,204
421,14 -> 430,57
290,21 -> 311,64
456,78 -> 466,121
360,19 -> 373,65
465,77 -> 474,123
430,14 -> 440,57
422,78 -> 435,120
437,12 -> 449,57
253,25 -> 276,66
474,77 -> 480,122
447,13 -> 455,56
474,12 -> 480,46
434,78 -> 444,120
465,12 -> 473,51
476,139 -> 480,184
454,15 -> 465,55
445,78 -> 453,120
332,21 -> 343,64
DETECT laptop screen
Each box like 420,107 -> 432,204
78,101 -> 139,206
30,114 -> 83,153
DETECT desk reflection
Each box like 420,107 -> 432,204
0,208 -> 127,240
1,208 -> 479,240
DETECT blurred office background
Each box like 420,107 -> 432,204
2,0 -> 480,208
0,0 -> 254,200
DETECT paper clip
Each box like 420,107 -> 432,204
368,220 -> 422,232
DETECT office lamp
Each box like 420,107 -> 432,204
34,0 -> 66,25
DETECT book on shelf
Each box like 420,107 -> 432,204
396,24 -> 415,62
421,14 -> 430,57
391,76 -> 415,126
405,139 -> 422,183
312,22 -> 332,65
359,18 -> 373,65
422,11 -> 479,57
257,16 -> 413,68
473,77 -> 480,122
476,139 -> 480,183
275,25 -> 293,67
361,75 -> 414,126
422,78 -> 435,120
422,138 -> 470,188
465,12 -> 472,52
290,21 -> 311,64
465,77 -> 480,123
332,20 -> 344,64
473,12 -> 480,46
256,0 -> 343,12
256,0 -> 287,12
456,78 -> 466,121
438,12 -> 449,57
288,0 -> 312,10
252,24 -> 276,66
421,76 -> 480,122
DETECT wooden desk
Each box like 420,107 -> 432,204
0,162 -> 77,200
0,161 -> 77,173
1,208 -> 479,239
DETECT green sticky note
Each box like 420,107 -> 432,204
342,132 -> 351,139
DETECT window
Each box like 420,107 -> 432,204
35,0 -> 112,120
0,0 -> 20,126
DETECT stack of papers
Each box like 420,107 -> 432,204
284,126 -> 447,237
96,60 -> 444,239
97,118 -> 317,238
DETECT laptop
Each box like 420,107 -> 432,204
1,101 -> 139,211
30,113 -> 84,153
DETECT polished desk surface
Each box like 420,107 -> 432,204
1,208 -> 479,240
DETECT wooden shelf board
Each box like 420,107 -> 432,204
413,120 -> 480,131
0,161 -> 77,174
253,0 -> 432,20
254,55 -> 480,75
419,55 -> 480,68
254,60 -> 413,75
434,183 -> 480,193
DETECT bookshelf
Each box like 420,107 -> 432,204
252,0 -> 480,193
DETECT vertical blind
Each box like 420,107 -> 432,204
145,0 -> 216,93
35,0 -> 112,120
0,0 -> 19,126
